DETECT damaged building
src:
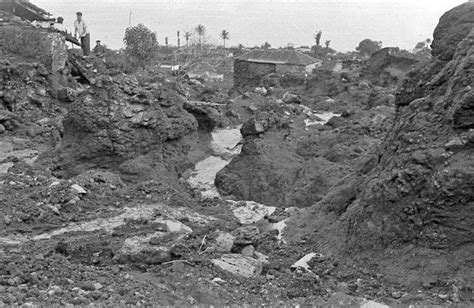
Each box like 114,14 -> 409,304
234,49 -> 321,87
0,0 -> 52,22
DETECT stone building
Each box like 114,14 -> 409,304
234,49 -> 321,87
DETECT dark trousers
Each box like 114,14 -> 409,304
80,34 -> 90,56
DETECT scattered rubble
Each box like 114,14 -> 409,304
0,1 -> 472,306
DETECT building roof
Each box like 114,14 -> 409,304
237,49 -> 320,66
0,0 -> 52,21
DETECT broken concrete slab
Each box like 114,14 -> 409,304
70,184 -> 87,194
212,254 -> 263,278
114,232 -> 174,264
227,200 -> 276,224
291,252 -> 319,271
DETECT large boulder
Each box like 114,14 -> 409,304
43,75 -> 197,177
431,2 -> 474,61
215,132 -> 352,208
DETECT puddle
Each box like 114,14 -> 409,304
210,126 -> 242,157
187,126 -> 242,198
187,156 -> 229,198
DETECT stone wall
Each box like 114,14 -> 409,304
234,60 -> 276,88
0,25 -> 67,72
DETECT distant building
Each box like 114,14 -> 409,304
365,47 -> 419,73
234,49 -> 321,87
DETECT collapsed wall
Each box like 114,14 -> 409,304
0,24 -> 67,72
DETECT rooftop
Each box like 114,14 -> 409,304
237,49 -> 320,66
0,0 -> 51,21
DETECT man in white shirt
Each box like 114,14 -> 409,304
53,16 -> 66,32
74,12 -> 90,56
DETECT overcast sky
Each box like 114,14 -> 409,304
34,0 -> 467,51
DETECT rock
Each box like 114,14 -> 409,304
211,277 -> 226,284
3,215 -> 12,225
255,87 -> 267,95
282,92 -> 302,104
431,2 -> 474,61
232,226 -> 260,246
57,87 -> 77,103
334,3 -> 474,290
240,118 -> 267,137
70,184 -> 87,194
0,124 -> 5,134
358,81 -> 371,90
93,283 -> 103,290
212,254 -> 263,278
214,232 -> 235,252
115,232 -> 173,264
241,245 -> 255,257
45,80 -> 198,178
291,252 -> 318,271
162,220 -> 192,233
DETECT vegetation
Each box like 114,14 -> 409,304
184,31 -> 192,47
123,23 -> 159,68
356,39 -> 382,57
261,42 -> 271,49
195,24 -> 206,46
314,30 -> 322,46
220,29 -> 230,48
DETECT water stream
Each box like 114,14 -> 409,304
186,109 -> 340,239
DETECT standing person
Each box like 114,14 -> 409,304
74,12 -> 90,56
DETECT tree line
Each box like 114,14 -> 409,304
123,23 -> 432,68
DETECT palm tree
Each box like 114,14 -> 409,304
220,29 -> 229,49
184,31 -> 191,47
195,24 -> 206,46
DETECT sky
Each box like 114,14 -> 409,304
34,0 -> 467,52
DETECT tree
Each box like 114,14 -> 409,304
314,30 -> 322,46
356,39 -> 382,57
184,31 -> 191,47
123,23 -> 158,68
325,40 -> 331,49
261,42 -> 271,49
177,31 -> 180,48
165,37 -> 168,47
220,29 -> 229,48
195,24 -> 206,46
